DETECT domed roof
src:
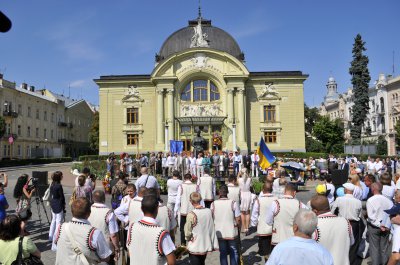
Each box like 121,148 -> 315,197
157,18 -> 244,62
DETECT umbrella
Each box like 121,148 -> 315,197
281,161 -> 306,171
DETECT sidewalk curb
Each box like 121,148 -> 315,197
0,162 -> 74,172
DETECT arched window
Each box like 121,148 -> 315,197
381,117 -> 386,132
396,93 -> 399,102
180,79 -> 220,102
380,97 -> 385,112
373,120 -> 376,132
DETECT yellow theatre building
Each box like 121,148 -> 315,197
95,15 -> 308,155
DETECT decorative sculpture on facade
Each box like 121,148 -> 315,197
258,82 -> 280,100
190,17 -> 209,48
122,85 -> 142,101
180,103 -> 222,117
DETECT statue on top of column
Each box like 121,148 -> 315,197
190,17 -> 209,48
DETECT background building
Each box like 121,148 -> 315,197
96,16 -> 308,155
0,73 -> 95,159
320,73 -> 400,155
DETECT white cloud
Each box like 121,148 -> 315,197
69,79 -> 86,88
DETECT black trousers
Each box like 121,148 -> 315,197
180,215 -> 187,245
349,220 -> 363,265
258,235 -> 273,256
189,254 -> 207,265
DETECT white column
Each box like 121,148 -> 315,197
167,88 -> 174,141
156,88 -> 164,145
237,87 -> 245,143
227,88 -> 234,123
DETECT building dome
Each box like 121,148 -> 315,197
328,76 -> 335,82
157,18 -> 244,62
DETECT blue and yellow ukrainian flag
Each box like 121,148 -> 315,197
257,136 -> 276,170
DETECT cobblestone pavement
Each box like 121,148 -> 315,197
1,164 -> 370,265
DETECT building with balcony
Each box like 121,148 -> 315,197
0,73 -> 96,159
320,73 -> 400,155
95,15 -> 308,155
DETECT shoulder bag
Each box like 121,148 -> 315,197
11,236 -> 43,265
64,223 -> 90,265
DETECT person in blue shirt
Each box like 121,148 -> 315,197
0,182 -> 9,222
266,209 -> 333,265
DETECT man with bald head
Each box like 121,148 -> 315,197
88,190 -> 120,263
311,195 -> 354,265
367,182 -> 393,265
250,181 -> 278,262
266,183 -> 307,246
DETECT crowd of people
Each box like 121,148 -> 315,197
1,152 -> 400,265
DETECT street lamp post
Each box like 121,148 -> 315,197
165,120 -> 169,152
44,138 -> 48,158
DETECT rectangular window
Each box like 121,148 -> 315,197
6,123 -> 11,134
27,126 -> 31,137
211,125 -> 222,133
44,129 -> 47,138
183,139 -> 191,151
127,134 -> 139,145
263,105 -> 276,122
51,130 -> 54,139
44,111 -> 47,121
17,145 -> 21,156
17,125 -> 21,136
27,107 -> 31,117
36,128 -> 39,138
180,126 -> 191,133
36,109 -> 40,119
264,132 -> 277,143
51,113 -> 54,122
127,108 -> 139,124
18,104 -> 22,115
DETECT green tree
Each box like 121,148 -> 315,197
376,135 -> 387,155
88,111 -> 99,153
304,104 -> 322,136
0,116 -> 5,138
349,34 -> 371,141
313,116 -> 344,153
305,137 -> 325,153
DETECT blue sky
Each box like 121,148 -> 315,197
1,0 -> 399,107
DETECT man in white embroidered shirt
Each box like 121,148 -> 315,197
367,182 -> 393,265
265,183 -> 307,246
53,197 -> 112,264
266,209 -> 333,265
127,194 -> 176,265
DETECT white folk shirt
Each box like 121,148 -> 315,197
374,161 -> 383,173
312,212 -> 354,265
52,217 -> 112,262
331,194 -> 362,221
127,217 -> 175,265
265,195 -> 308,244
366,194 -> 393,227
167,156 -> 175,166
196,158 -> 203,167
114,196 -> 143,225
210,198 -> 240,240
251,154 -> 259,164
174,181 -> 199,217
89,203 -> 119,235
120,195 -> 134,208
251,193 -> 278,236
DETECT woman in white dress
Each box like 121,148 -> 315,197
237,168 -> 252,234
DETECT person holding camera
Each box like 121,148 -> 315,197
0,172 -> 8,188
49,171 -> 66,242
13,174 -> 35,222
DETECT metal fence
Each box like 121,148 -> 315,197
344,145 -> 376,155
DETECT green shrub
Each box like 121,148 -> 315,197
72,160 -> 107,180
252,179 -> 264,195
0,157 -> 72,168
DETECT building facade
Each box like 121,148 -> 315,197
320,74 -> 400,155
0,74 -> 95,159
96,16 -> 308,155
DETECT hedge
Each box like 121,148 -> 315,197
0,157 -> 73,168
